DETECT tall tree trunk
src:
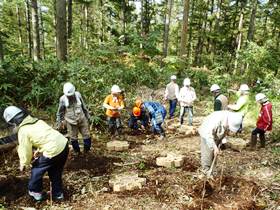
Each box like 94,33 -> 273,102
39,7 -> 45,59
234,5 -> 244,72
25,0 -> 32,58
247,0 -> 257,42
187,0 -> 195,64
0,33 -> 4,61
67,0 -> 73,46
100,0 -> 105,43
84,4 -> 89,49
162,0 -> 173,58
16,4 -> 23,54
56,0 -> 67,61
179,0 -> 190,57
31,0 -> 41,61
122,0 -> 128,44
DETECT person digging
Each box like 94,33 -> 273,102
57,82 -> 92,156
198,111 -> 243,178
3,106 -> 69,201
250,93 -> 273,150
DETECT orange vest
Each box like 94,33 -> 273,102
104,95 -> 124,117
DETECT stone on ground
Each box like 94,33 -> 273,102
107,140 -> 129,151
156,153 -> 185,168
227,137 -> 248,152
109,173 -> 146,192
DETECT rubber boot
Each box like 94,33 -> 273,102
259,135 -> 266,148
250,135 -> 257,150
71,139 -> 81,154
83,137 -> 92,153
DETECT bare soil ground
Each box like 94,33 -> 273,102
0,106 -> 280,210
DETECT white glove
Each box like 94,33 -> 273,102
222,138 -> 227,144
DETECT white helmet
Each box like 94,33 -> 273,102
170,75 -> 177,80
255,93 -> 267,102
239,84 -> 249,92
63,82 -> 75,96
111,85 -> 121,94
183,78 -> 191,86
3,106 -> 23,123
228,111 -> 243,133
210,84 -> 220,92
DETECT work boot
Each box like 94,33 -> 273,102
29,191 -> 46,202
83,138 -> 92,153
250,134 -> 257,150
71,139 -> 81,156
259,135 -> 266,148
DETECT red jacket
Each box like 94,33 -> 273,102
257,102 -> 273,131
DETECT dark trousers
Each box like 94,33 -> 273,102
169,99 -> 177,118
107,117 -> 122,135
128,115 -> 148,130
28,144 -> 69,196
252,127 -> 265,137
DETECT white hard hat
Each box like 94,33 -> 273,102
210,84 -> 220,92
111,85 -> 121,93
228,111 -> 243,133
170,75 -> 177,80
255,93 -> 267,102
239,84 -> 249,92
63,82 -> 75,96
3,106 -> 23,123
183,78 -> 191,86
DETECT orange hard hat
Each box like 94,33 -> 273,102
135,99 -> 142,108
133,107 -> 141,117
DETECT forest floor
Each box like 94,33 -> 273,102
0,101 -> 280,210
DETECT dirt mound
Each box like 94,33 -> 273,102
135,86 -> 165,103
65,154 -> 122,176
0,175 -> 28,203
186,176 -> 262,210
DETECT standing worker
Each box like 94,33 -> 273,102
228,84 -> 250,116
178,78 -> 197,126
3,106 -> 69,201
198,111 -> 243,177
57,82 -> 91,156
103,85 -> 125,136
210,84 -> 228,111
250,93 -> 273,150
164,75 -> 179,119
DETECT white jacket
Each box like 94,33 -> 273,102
198,111 -> 229,149
179,86 -> 196,107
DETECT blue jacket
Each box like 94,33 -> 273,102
143,102 -> 166,120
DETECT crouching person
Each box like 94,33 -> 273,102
57,82 -> 91,155
3,106 -> 69,201
128,99 -> 149,132
198,111 -> 243,177
139,100 -> 166,140
250,93 -> 272,150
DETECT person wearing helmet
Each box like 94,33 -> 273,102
57,82 -> 91,156
164,75 -> 179,119
250,93 -> 272,150
178,78 -> 197,126
199,111 -> 243,177
103,85 -> 125,136
228,84 -> 250,116
128,99 -> 149,132
140,101 -> 167,140
3,106 -> 69,201
210,84 -> 228,111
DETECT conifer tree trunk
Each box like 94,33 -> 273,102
25,0 -> 32,58
247,0 -> 257,41
234,5 -> 244,72
31,0 -> 41,61
0,34 -> 4,61
67,0 -> 73,46
56,0 -> 67,61
16,4 -> 23,52
163,0 -> 173,57
179,0 -> 190,57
